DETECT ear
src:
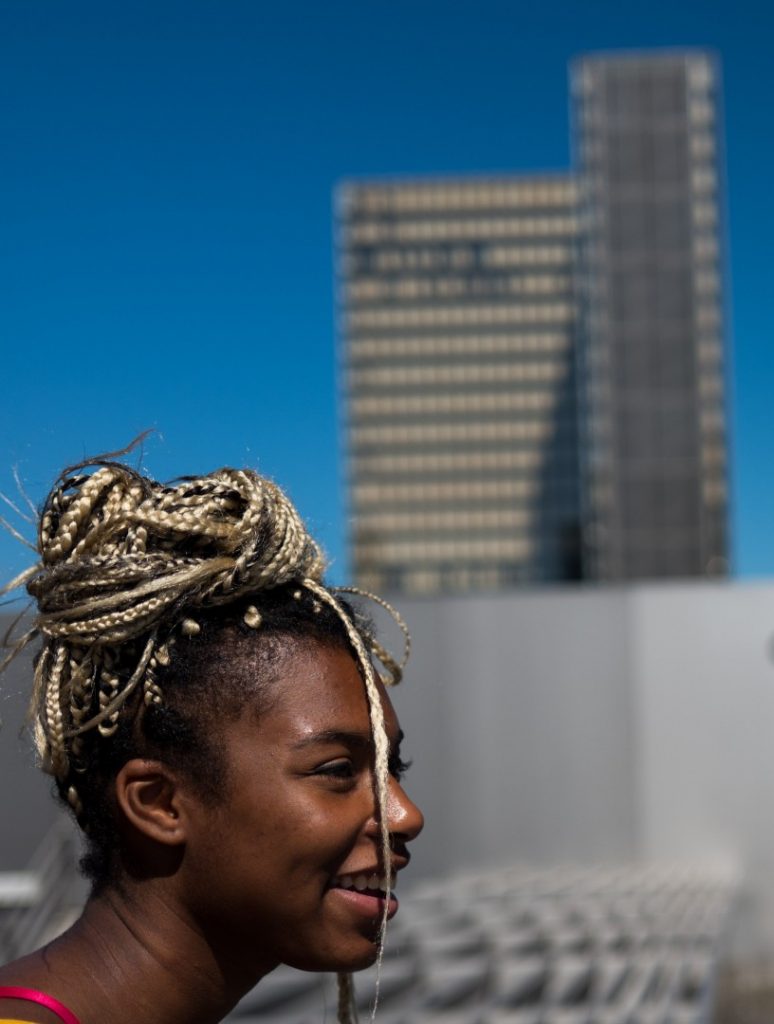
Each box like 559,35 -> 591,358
115,759 -> 188,846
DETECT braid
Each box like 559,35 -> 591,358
44,644 -> 69,777
1,442 -> 411,1024
337,971 -> 357,1024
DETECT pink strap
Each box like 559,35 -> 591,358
0,987 -> 80,1024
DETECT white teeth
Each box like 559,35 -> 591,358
333,871 -> 395,891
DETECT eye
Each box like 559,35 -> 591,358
389,754 -> 412,782
315,759 -> 356,781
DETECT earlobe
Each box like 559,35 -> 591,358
115,759 -> 187,846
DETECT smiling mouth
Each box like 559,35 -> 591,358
327,873 -> 400,922
330,872 -> 394,896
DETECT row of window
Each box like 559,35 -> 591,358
351,419 -> 556,445
347,301 -> 575,331
582,331 -> 721,369
350,448 -> 546,474
580,132 -> 716,178
484,244 -> 574,269
346,216 -> 578,245
356,566 -> 512,595
588,454 -> 724,507
348,332 -> 572,360
586,399 -> 725,431
345,272 -> 573,304
351,388 -> 561,419
348,358 -> 570,390
582,357 -> 721,399
579,232 -> 719,266
345,243 -> 574,275
579,90 -> 714,131
344,180 -> 577,215
353,477 -> 542,505
354,535 -> 533,562
355,507 -> 537,532
576,53 -> 711,83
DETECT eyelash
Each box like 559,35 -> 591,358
315,755 -> 412,783
389,755 -> 412,782
317,760 -> 356,780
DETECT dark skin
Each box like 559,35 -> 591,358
0,641 -> 424,1024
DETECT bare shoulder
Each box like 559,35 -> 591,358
0,952 -> 69,1024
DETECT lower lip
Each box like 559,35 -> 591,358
329,887 -> 399,920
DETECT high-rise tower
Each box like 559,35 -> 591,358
572,52 -> 728,579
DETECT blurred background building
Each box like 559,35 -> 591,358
338,175 -> 582,594
573,52 -> 728,582
338,50 -> 729,595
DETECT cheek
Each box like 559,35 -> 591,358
271,795 -> 371,874
224,783 -> 369,879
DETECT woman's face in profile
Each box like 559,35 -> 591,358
181,641 -> 424,973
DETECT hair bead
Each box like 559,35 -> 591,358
243,605 -> 262,629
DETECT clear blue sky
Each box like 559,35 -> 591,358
1,0 -> 772,584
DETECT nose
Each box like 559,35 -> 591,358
386,775 -> 424,843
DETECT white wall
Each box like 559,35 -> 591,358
388,581 -> 774,959
389,586 -> 639,879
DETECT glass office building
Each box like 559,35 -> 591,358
338,176 -> 582,594
573,52 -> 728,580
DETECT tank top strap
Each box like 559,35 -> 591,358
0,987 -> 80,1024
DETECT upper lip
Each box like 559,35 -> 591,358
332,855 -> 410,882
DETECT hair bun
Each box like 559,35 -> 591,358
28,464 -> 326,646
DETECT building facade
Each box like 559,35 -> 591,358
338,50 -> 729,594
572,52 -> 728,579
338,176 -> 583,595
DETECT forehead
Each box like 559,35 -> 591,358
252,640 -> 398,743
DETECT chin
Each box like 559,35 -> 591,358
285,938 -> 380,974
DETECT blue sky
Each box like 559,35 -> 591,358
1,0 -> 772,584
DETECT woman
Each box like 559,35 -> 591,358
0,447 -> 424,1024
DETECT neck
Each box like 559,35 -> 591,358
11,881 -> 279,1024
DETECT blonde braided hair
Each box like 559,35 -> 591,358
1,444 -> 411,1024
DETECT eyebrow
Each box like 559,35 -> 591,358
292,728 -> 405,752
